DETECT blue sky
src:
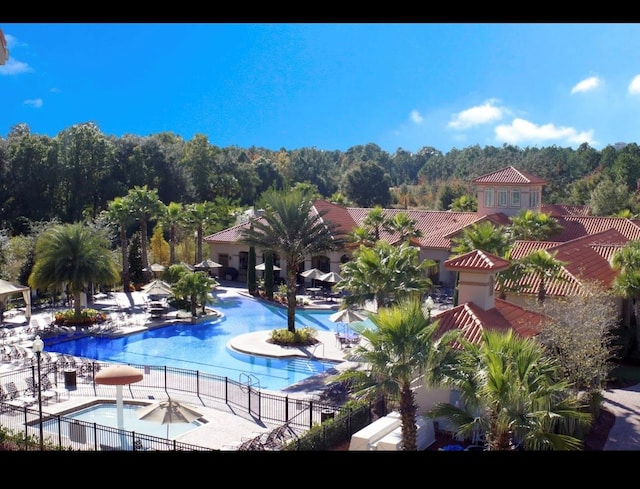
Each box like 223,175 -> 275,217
2,23 -> 640,154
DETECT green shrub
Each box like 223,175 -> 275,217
270,327 -> 317,346
54,308 -> 107,326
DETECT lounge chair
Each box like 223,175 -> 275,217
4,381 -> 33,409
24,377 -> 56,404
42,375 -> 69,402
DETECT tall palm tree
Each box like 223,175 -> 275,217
159,201 -> 184,265
28,222 -> 120,319
184,201 -> 218,265
426,329 -> 591,451
104,196 -> 133,292
336,240 -> 434,311
126,186 -> 164,281
346,296 -> 460,451
239,188 -> 344,333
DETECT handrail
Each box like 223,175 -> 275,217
239,372 -> 260,391
311,343 -> 325,360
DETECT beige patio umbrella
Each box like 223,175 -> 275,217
95,365 -> 144,431
319,271 -> 343,283
300,268 -> 325,287
142,279 -> 173,297
143,263 -> 166,273
329,308 -> 366,324
137,399 -> 203,439
255,263 -> 281,271
194,259 -> 223,270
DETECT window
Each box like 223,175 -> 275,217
498,188 -> 508,207
530,189 -> 540,208
484,188 -> 494,207
239,252 -> 248,271
511,188 -> 520,208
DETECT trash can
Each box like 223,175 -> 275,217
64,369 -> 77,390
320,409 -> 334,422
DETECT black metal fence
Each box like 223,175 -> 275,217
0,360 -> 358,451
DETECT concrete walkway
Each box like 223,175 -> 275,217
602,383 -> 640,450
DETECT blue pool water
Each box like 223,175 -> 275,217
44,293 -> 343,391
43,402 -> 203,439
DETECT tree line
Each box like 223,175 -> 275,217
3,122 -> 640,237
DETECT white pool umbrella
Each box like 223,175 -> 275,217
255,263 -> 281,271
194,259 -> 223,270
300,268 -> 325,279
319,272 -> 343,283
137,399 -> 203,439
329,308 -> 366,324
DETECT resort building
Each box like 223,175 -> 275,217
205,165 -> 639,328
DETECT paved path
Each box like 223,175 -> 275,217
602,383 -> 640,450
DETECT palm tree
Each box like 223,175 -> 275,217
451,220 -> 511,257
28,222 -> 120,319
173,271 -> 217,317
239,188 -> 344,333
184,201 -> 218,265
126,186 -> 164,281
426,329 -> 591,451
516,249 -> 567,304
159,201 -> 184,265
361,205 -> 387,241
450,221 -> 512,303
104,196 -> 133,292
346,296 -> 460,451
382,211 -> 423,244
508,209 -> 563,241
611,240 -> 640,350
336,240 -> 434,311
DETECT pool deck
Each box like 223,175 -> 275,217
0,282 -> 367,450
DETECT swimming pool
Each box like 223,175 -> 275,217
44,293 -> 343,391
42,401 -> 204,440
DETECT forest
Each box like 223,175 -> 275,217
2,120 -> 640,250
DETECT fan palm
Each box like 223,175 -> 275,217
426,329 -> 591,450
28,222 -> 120,319
345,296 -> 460,450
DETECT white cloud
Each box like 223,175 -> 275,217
24,98 -> 43,108
628,75 -> 640,95
447,99 -> 504,130
494,118 -> 595,147
571,76 -> 601,94
409,110 -> 424,124
0,57 -> 32,75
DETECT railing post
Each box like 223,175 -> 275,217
285,395 -> 289,423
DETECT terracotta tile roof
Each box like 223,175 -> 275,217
509,241 -> 559,260
472,166 -> 547,185
505,228 -> 629,299
540,204 -> 591,217
444,249 -> 511,272
548,216 -> 640,242
205,221 -> 251,243
433,299 -> 544,346
312,199 -> 357,238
